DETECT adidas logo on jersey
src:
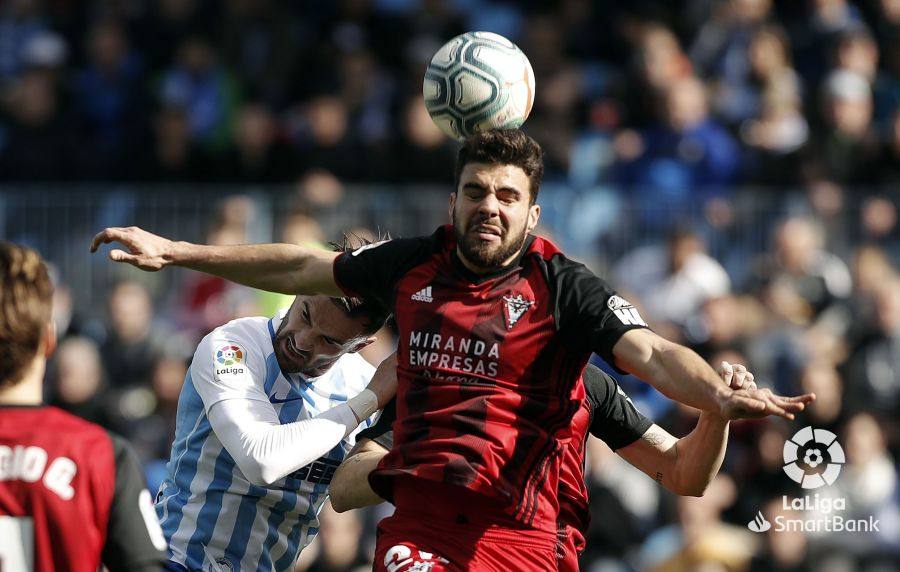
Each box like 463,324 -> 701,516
412,286 -> 433,303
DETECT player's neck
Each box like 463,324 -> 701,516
0,357 -> 44,406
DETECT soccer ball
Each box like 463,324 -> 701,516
423,31 -> 535,141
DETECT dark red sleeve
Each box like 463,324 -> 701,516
332,235 -> 436,312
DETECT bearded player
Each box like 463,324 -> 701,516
91,129 -> 813,571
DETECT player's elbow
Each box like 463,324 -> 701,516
328,473 -> 353,512
238,459 -> 280,487
329,490 -> 352,513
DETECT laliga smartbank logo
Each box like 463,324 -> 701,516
747,426 -> 879,534
782,426 -> 844,488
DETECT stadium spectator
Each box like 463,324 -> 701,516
750,217 -> 852,326
73,19 -> 147,179
803,69 -> 881,184
0,68 -> 78,180
614,228 -> 731,332
212,102 -> 293,183
48,336 -> 118,429
638,475 -> 755,572
139,104 -> 208,181
747,497 -> 812,572
0,0 -> 49,81
220,0 -> 296,108
159,34 -> 239,150
614,75 -> 741,213
382,95 -> 457,183
843,277 -> 900,414
100,280 -> 169,389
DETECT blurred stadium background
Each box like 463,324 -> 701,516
2,0 -> 899,570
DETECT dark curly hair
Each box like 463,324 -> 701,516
455,129 -> 545,204
327,232 -> 391,335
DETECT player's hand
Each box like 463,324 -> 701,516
367,353 -> 398,409
717,382 -> 815,421
90,226 -> 175,271
719,361 -> 757,391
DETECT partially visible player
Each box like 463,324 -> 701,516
154,263 -> 394,571
330,362 -> 752,571
0,242 -> 168,572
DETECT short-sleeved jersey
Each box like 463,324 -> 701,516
334,226 -> 648,531
155,310 -> 375,572
358,364 -> 652,555
0,405 -> 167,572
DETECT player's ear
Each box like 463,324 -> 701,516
43,320 -> 57,359
348,337 -> 376,354
448,192 -> 457,223
526,203 -> 541,233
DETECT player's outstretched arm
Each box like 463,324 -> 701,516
90,226 -> 343,296
330,438 -> 390,512
612,329 -> 815,421
615,362 -> 752,496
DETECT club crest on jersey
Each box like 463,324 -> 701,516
607,295 -> 647,326
503,294 -> 534,330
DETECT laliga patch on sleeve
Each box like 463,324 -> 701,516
607,295 -> 648,327
214,342 -> 248,377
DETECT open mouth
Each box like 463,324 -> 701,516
471,223 -> 503,242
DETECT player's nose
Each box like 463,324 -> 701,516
475,193 -> 500,216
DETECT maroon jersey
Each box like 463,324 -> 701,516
556,365 -> 652,557
334,226 -> 649,531
0,405 -> 167,572
360,364 -> 652,557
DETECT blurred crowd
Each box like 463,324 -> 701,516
0,0 -> 897,193
4,0 -> 900,571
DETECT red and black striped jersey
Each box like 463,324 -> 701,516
334,225 -> 649,531
359,364 -> 652,554
0,405 -> 167,572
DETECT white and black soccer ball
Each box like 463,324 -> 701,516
423,31 -> 535,141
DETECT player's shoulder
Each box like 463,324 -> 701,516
205,315 -> 272,343
523,235 -> 595,278
195,315 -> 274,370
23,406 -> 115,454
345,230 -> 442,260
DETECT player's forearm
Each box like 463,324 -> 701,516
636,340 -> 730,414
670,412 -> 729,497
330,450 -> 388,512
211,392 -> 378,486
169,241 -> 339,296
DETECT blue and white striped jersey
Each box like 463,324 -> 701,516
155,310 -> 375,572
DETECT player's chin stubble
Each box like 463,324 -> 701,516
454,216 -> 528,269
